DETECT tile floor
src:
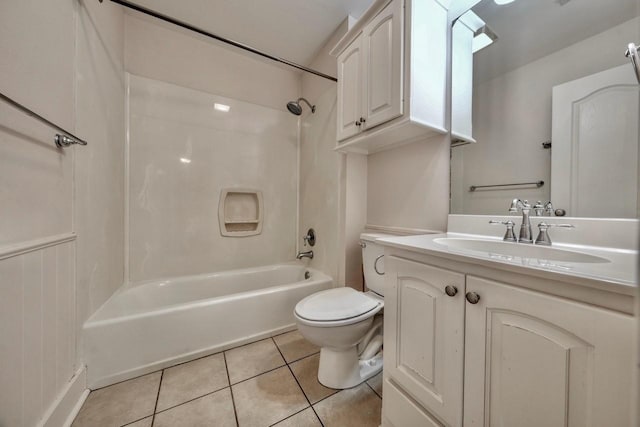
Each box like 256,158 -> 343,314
73,330 -> 383,427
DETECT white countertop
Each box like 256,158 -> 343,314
377,232 -> 638,296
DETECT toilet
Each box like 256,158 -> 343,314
294,232 -> 390,389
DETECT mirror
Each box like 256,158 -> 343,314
449,0 -> 640,218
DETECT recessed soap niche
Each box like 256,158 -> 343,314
218,188 -> 264,237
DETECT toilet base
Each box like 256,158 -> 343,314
317,346 -> 383,389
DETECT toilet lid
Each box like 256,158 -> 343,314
295,287 -> 381,322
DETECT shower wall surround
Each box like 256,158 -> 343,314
127,75 -> 299,282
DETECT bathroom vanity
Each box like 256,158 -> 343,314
377,217 -> 637,427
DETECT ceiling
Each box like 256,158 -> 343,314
126,0 -> 374,66
471,0 -> 640,82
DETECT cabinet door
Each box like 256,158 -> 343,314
384,256 -> 464,426
464,276 -> 635,427
451,17 -> 474,142
362,0 -> 403,130
336,35 -> 363,142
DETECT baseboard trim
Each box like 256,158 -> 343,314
40,366 -> 88,427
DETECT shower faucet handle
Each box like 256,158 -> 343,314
302,228 -> 316,247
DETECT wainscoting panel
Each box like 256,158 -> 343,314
0,235 -> 77,427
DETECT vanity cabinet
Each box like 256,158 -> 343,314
384,256 -> 465,427
331,0 -> 449,154
382,255 -> 635,427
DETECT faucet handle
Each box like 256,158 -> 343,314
533,201 -> 545,216
544,201 -> 555,216
535,222 -> 575,246
489,220 -> 517,242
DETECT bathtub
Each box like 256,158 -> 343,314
83,263 -> 332,388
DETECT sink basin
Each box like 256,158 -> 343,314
433,238 -> 610,264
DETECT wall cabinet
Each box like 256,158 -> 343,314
332,0 -> 449,154
450,14 -> 475,144
383,255 -> 635,427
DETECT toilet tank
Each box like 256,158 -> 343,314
360,232 -> 395,296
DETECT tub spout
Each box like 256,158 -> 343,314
296,250 -> 314,260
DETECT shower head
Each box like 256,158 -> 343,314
286,98 -> 316,115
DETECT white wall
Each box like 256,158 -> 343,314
0,0 -> 125,425
451,17 -> 640,215
367,136 -> 451,233
125,13 -> 300,111
299,20 -> 358,287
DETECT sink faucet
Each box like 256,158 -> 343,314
296,250 -> 314,260
509,199 -> 533,243
535,222 -> 575,246
533,201 -> 555,216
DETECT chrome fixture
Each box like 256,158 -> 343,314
296,250 -> 314,260
532,201 -> 555,216
0,92 -> 88,148
469,180 -> 544,192
286,98 -> 316,115
534,222 -> 575,246
509,199 -> 533,243
533,201 -> 545,216
489,220 -> 517,242
104,0 -> 337,82
545,201 -> 555,216
625,42 -> 640,84
374,255 -> 385,275
303,228 -> 316,246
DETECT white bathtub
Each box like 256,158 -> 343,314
84,263 -> 332,388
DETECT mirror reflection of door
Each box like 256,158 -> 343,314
552,65 -> 640,218
450,0 -> 640,219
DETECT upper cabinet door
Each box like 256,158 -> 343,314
362,0 -> 403,130
336,35 -> 363,142
384,256 -> 465,427
464,276 -> 635,427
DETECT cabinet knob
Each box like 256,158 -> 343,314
465,292 -> 480,304
360,117 -> 366,123
445,285 -> 458,297
355,120 -> 361,126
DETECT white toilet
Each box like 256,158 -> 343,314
294,232 -> 390,389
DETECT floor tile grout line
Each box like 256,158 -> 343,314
365,380 -> 382,400
91,369 -> 165,392
273,338 -> 326,427
267,406 -> 313,427
223,352 -> 240,427
229,362 -> 287,386
120,414 -> 153,427
153,385 -> 231,415
283,350 -> 321,366
149,369 -> 164,427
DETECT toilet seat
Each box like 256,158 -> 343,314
295,287 -> 383,328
